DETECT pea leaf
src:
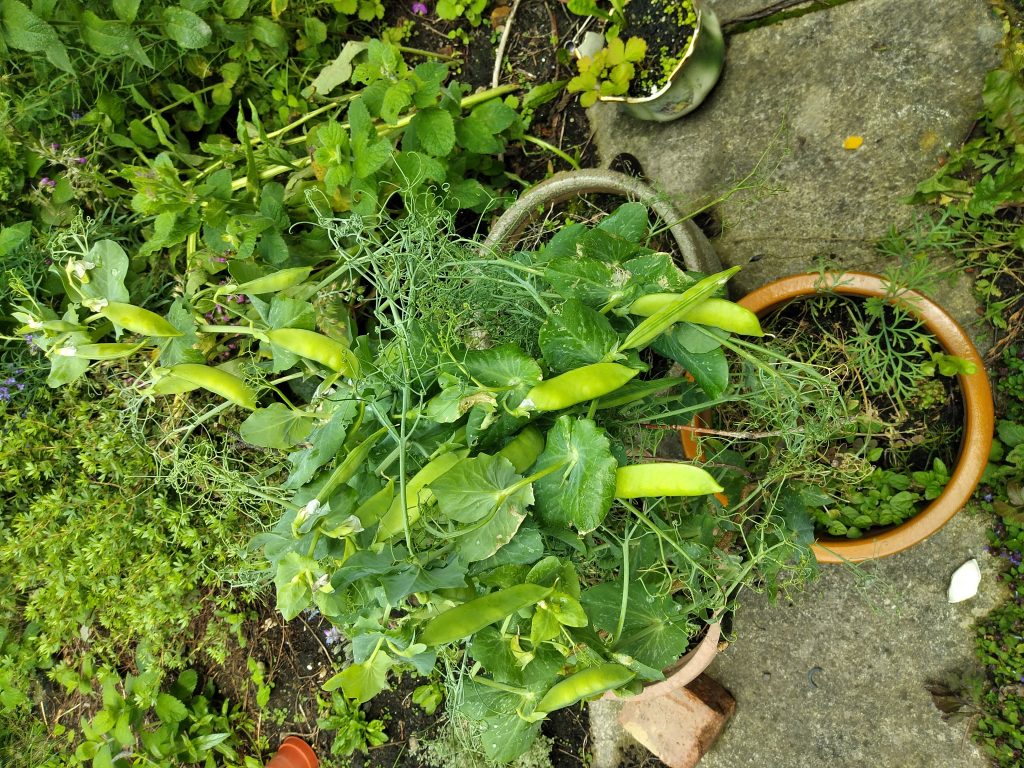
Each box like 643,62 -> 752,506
157,298 -> 204,366
539,299 -> 618,373
459,682 -> 542,763
464,344 -> 542,394
80,11 -> 152,68
651,334 -> 729,398
533,416 -> 617,533
544,256 -> 633,309
0,0 -> 73,72
274,552 -> 318,620
596,202 -> 648,242
323,652 -> 392,703
409,107 -> 455,157
432,455 -> 527,523
304,40 -> 367,97
582,582 -> 694,670
286,399 -> 359,488
240,404 -> 316,449
0,221 -> 31,257
162,6 -> 212,50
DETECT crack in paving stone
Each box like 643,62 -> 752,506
723,0 -> 863,35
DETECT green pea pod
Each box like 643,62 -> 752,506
536,664 -> 636,713
57,342 -> 144,360
419,584 -> 551,646
157,363 -> 257,410
353,480 -> 395,528
98,302 -> 183,337
496,426 -> 545,473
150,374 -> 201,395
316,426 -> 389,504
265,328 -> 357,375
521,363 -> 638,412
229,267 -> 313,296
620,266 -> 741,351
614,463 -> 724,498
628,295 -> 763,337
376,450 -> 469,541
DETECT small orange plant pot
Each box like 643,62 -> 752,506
266,736 -> 318,768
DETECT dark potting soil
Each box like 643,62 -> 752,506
762,294 -> 966,536
622,0 -> 698,97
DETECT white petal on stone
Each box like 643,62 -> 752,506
947,559 -> 981,603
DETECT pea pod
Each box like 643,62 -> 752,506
353,480 -> 395,528
155,363 -> 257,410
265,328 -> 357,375
628,295 -> 763,337
496,426 -> 545,473
98,302 -> 183,337
228,267 -> 312,296
620,267 -> 741,351
315,426 -> 389,504
614,463 -> 724,498
56,342 -> 144,360
536,664 -> 635,713
521,363 -> 638,412
375,450 -> 469,541
419,584 -> 551,646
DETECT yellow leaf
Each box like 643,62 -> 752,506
843,135 -> 864,150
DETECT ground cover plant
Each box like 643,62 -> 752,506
894,3 -> 1024,762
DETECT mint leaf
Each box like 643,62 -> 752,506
409,107 -> 455,157
155,693 -> 188,724
162,7 -> 212,50
0,0 -> 73,72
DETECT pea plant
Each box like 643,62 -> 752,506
14,194 -> 824,760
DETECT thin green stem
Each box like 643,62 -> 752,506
522,135 -> 581,170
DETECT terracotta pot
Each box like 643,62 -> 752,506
602,621 -> 722,703
266,736 -> 318,768
685,272 -> 994,563
481,168 -> 722,275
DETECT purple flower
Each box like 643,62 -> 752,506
323,626 -> 343,647
1011,552 -> 1022,567
411,1 -> 428,13
50,143 -> 61,151
70,110 -> 83,121
0,387 -> 9,402
75,156 -> 88,165
39,177 -> 56,189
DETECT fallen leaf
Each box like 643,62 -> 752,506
843,135 -> 864,150
491,5 -> 510,28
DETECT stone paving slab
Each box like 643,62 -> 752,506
591,0 -> 1002,300
586,0 -> 1004,765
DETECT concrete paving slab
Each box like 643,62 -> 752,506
590,0 -> 1002,300
586,1 -> 1004,765
700,512 -> 1004,768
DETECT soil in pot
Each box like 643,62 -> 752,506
746,293 -> 966,540
622,0 -> 698,97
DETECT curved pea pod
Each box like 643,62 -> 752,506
353,480 -> 395,528
376,450 -> 469,541
497,426 -> 545,473
98,302 -> 183,337
155,363 -> 257,410
536,664 -> 636,713
55,343 -> 144,360
521,363 -> 639,413
265,328 -> 358,375
615,463 -> 724,498
629,295 -> 763,337
228,267 -> 313,296
316,426 -> 389,504
419,584 -> 551,646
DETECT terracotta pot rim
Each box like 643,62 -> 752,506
731,271 -> 994,563
602,620 -> 722,703
267,736 -> 318,768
